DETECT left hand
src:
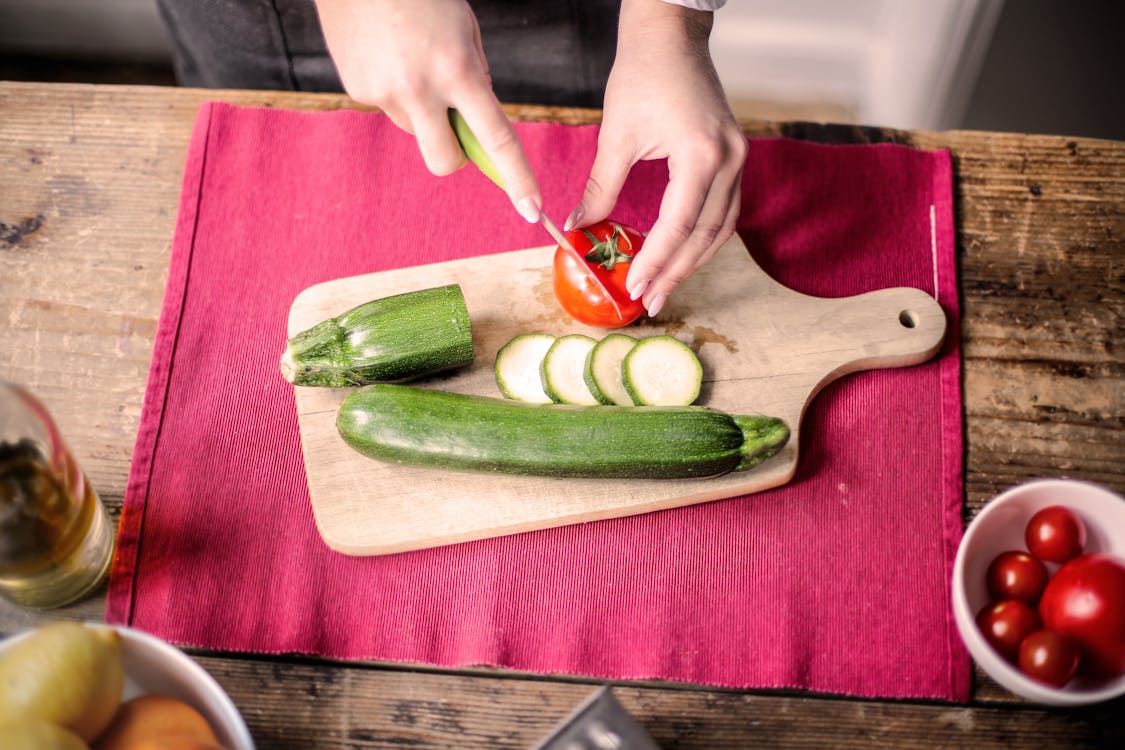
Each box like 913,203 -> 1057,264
565,0 -> 746,317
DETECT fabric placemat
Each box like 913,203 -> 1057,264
107,102 -> 968,701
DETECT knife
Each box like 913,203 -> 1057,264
449,110 -> 623,318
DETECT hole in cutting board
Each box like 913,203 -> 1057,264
899,310 -> 919,328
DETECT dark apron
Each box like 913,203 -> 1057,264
156,0 -> 620,108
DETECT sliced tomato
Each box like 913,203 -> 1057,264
553,220 -> 647,328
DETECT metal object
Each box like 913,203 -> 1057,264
539,212 -> 581,260
534,687 -> 661,750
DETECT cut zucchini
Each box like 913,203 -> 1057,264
583,334 -> 637,405
495,334 -> 556,403
280,284 -> 473,387
540,334 -> 599,405
622,335 -> 702,406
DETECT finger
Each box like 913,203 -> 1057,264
565,130 -> 635,231
639,156 -> 743,315
410,103 -> 467,176
453,87 -> 541,222
623,158 -> 712,302
470,11 -> 490,83
691,180 -> 741,272
376,101 -> 414,135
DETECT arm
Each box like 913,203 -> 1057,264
565,0 -> 745,316
314,0 -> 543,222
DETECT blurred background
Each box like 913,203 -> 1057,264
0,0 -> 1121,140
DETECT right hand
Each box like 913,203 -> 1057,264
315,0 -> 543,222
565,0 -> 746,318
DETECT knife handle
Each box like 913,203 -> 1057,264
449,109 -> 504,189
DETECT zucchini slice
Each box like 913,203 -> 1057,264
494,334 -> 556,403
583,334 -> 637,405
540,334 -> 599,405
622,335 -> 703,406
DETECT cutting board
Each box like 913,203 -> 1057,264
287,234 -> 946,555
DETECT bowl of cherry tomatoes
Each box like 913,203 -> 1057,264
952,478 -> 1125,705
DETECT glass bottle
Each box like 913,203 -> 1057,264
0,381 -> 114,608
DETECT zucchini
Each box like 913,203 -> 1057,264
623,335 -> 702,406
583,333 -> 637,405
337,384 -> 789,479
280,284 -> 473,387
540,334 -> 599,405
495,333 -> 556,403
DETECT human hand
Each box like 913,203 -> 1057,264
315,0 -> 543,222
564,0 -> 746,316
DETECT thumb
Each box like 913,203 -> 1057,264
565,138 -> 634,231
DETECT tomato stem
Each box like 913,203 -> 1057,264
582,224 -> 634,270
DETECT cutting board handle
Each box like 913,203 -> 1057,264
814,285 -> 947,391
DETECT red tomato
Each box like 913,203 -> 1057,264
553,220 -> 646,328
976,599 -> 1042,662
1039,553 -> 1125,678
1018,629 -> 1080,687
1025,505 -> 1086,563
987,550 -> 1049,604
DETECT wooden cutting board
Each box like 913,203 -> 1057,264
286,234 -> 946,556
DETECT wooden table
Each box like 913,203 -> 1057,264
1,82 -> 1122,748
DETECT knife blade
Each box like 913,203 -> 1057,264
449,109 -> 624,318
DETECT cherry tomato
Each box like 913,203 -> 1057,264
987,550 -> 1048,604
976,599 -> 1042,662
1025,505 -> 1086,563
553,220 -> 646,328
1039,553 -> 1125,678
1018,629 -> 1080,687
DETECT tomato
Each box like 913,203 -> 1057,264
1025,505 -> 1086,563
553,220 -> 646,328
987,550 -> 1048,604
976,599 -> 1042,662
1038,553 -> 1125,678
1018,629 -> 1080,687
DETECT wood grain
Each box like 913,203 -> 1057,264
199,655 -> 1124,749
2,83 -> 1124,744
289,235 -> 945,554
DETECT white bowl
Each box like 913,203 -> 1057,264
0,624 -> 254,748
952,478 -> 1125,705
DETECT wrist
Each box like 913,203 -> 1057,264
618,0 -> 713,52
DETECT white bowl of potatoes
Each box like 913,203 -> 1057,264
0,621 -> 253,749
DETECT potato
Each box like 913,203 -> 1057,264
0,718 -> 91,750
93,694 -> 219,750
0,622 -> 124,742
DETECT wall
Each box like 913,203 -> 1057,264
959,0 -> 1124,141
0,0 -> 170,60
709,0 -> 1001,129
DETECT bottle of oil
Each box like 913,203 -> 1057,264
0,382 -> 114,608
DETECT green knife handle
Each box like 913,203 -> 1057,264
449,109 -> 504,189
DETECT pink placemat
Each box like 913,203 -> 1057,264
107,102 -> 969,701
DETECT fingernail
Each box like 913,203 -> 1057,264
646,293 -> 666,318
628,279 -> 649,301
563,203 -> 585,232
516,197 -> 540,224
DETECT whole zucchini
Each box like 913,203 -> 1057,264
281,284 -> 473,387
336,384 -> 789,479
